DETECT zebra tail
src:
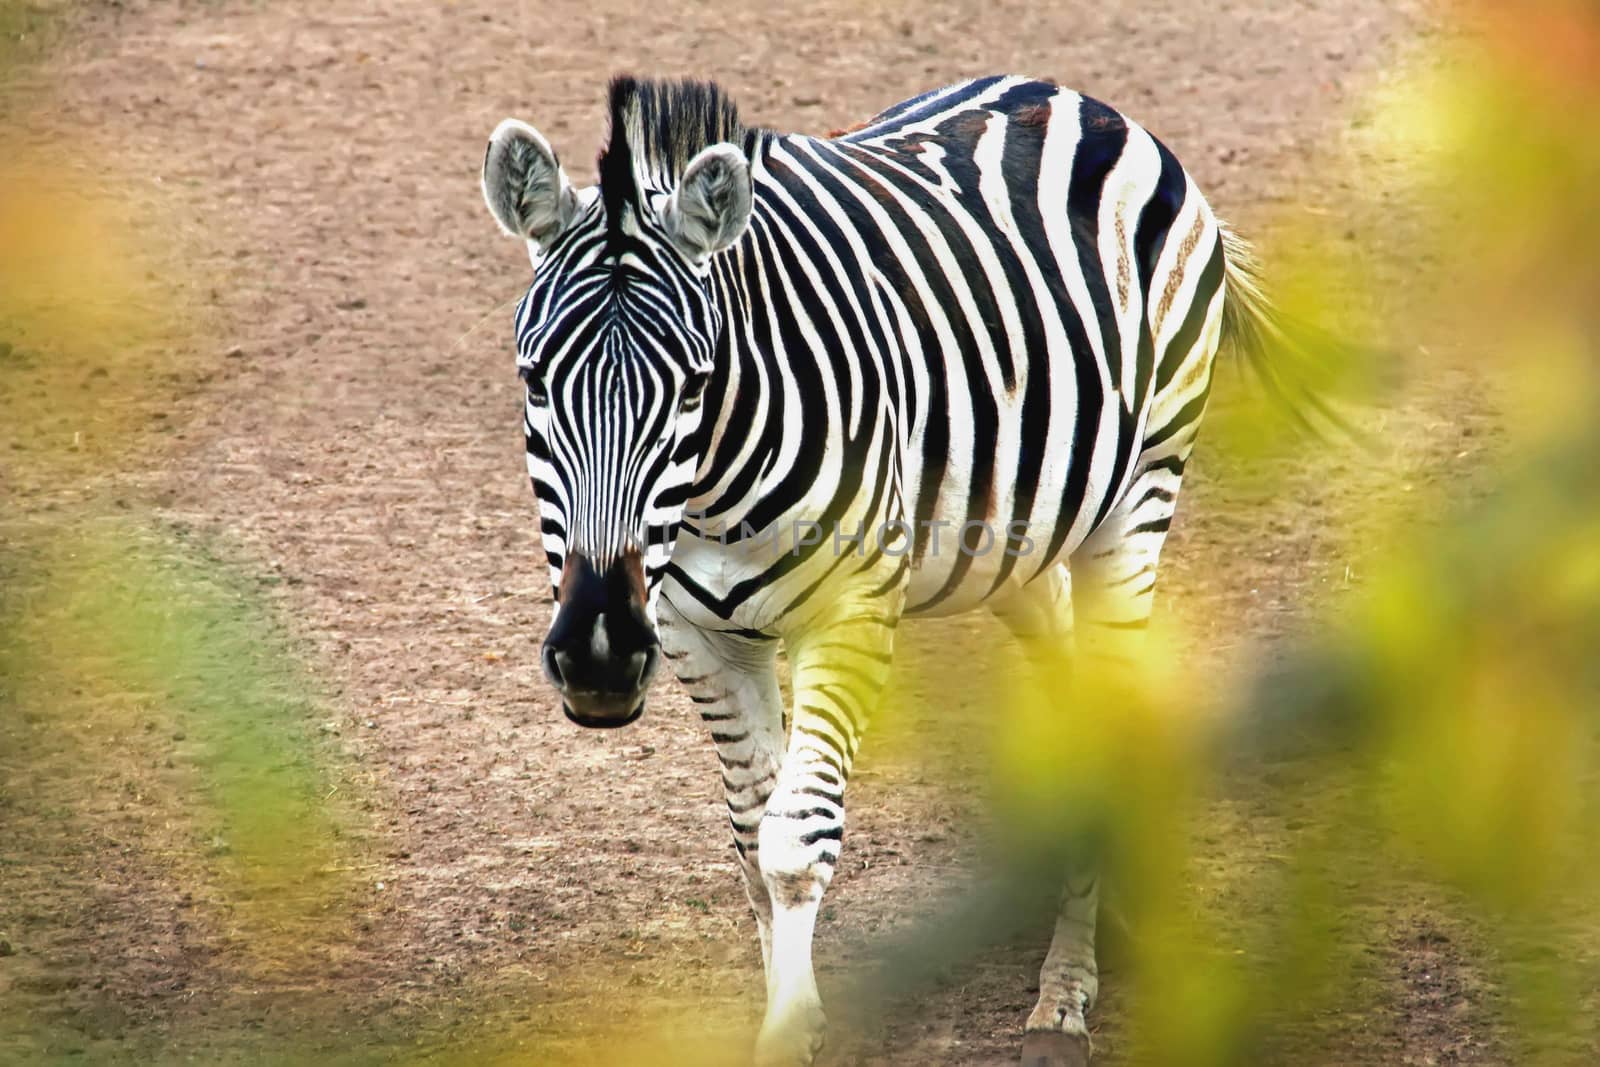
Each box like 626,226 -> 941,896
1217,225 -> 1374,446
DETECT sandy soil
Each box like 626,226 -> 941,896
1,0 -> 1521,1063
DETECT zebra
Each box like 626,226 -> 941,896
479,74 -> 1286,1067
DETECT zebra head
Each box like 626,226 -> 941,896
480,80 -> 753,729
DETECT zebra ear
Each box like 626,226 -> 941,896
662,143 -> 752,264
482,119 -> 578,249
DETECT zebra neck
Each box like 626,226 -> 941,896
689,242 -> 784,531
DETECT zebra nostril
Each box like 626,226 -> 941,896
555,651 -> 578,688
624,650 -> 649,691
541,645 -> 567,689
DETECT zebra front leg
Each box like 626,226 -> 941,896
754,603 -> 899,1067
1019,872 -> 1099,1067
657,597 -> 786,974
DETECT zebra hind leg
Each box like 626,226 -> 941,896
656,598 -> 787,976
993,566 -> 1096,1067
1020,465 -> 1184,1066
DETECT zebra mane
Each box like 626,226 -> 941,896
598,76 -> 749,218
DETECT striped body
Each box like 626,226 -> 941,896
666,76 -> 1222,633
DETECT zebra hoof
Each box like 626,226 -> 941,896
1019,1029 -> 1091,1067
754,1003 -> 826,1067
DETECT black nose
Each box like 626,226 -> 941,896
541,553 -> 659,727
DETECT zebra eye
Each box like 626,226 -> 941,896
520,367 -> 549,406
680,375 -> 708,412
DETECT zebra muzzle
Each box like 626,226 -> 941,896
541,551 -> 659,728
545,647 -> 656,728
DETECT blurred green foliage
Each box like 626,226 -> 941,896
1,522 -> 351,906
2,7 -> 361,1060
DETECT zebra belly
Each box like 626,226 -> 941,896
894,334 -> 1139,618
901,550 -> 1029,618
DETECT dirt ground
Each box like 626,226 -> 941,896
1,0 -> 1525,1064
